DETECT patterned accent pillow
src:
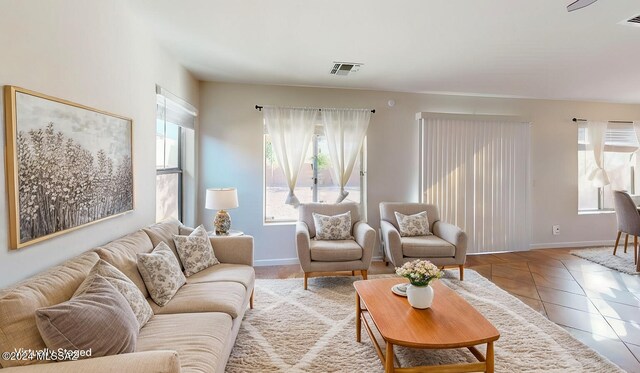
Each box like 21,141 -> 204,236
74,260 -> 153,330
173,225 -> 220,277
137,242 -> 186,306
36,275 -> 138,358
312,211 -> 353,240
394,211 -> 432,237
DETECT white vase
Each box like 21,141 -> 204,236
406,284 -> 434,309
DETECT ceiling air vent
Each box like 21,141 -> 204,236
620,14 -> 640,27
628,15 -> 640,24
330,62 -> 363,76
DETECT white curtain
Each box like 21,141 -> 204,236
421,117 -> 530,253
322,109 -> 371,202
586,121 -> 610,187
263,107 -> 318,207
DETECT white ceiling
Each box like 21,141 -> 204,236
130,0 -> 640,103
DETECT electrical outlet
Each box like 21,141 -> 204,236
552,225 -> 560,235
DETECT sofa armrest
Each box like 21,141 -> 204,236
353,221 -> 376,267
1,351 -> 180,373
209,235 -> 254,266
380,220 -> 403,266
295,222 -> 311,271
433,221 -> 468,263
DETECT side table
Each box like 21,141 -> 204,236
208,229 -> 243,237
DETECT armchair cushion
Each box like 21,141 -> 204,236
312,211 -> 353,240
402,236 -> 455,258
310,240 -> 363,261
394,211 -> 432,237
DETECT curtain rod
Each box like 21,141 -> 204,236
255,105 -> 375,114
572,117 -> 633,124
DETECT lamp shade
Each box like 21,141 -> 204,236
205,188 -> 239,210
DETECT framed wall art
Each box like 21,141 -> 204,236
4,86 -> 134,249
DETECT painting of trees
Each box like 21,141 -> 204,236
6,87 -> 133,248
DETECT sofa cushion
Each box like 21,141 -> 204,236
312,211 -> 353,240
95,230 -> 154,298
137,242 -> 186,307
186,263 -> 255,289
148,282 -> 246,319
394,211 -> 431,237
74,260 -> 153,329
310,240 -> 362,261
402,236 -> 455,258
137,313 -> 232,373
142,218 -> 184,270
173,225 -> 220,276
0,252 -> 99,368
36,276 -> 138,358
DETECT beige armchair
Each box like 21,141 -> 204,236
379,202 -> 468,280
296,203 -> 376,289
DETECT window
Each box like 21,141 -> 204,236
264,133 -> 366,223
578,123 -> 638,212
156,120 -> 183,221
156,86 -> 197,222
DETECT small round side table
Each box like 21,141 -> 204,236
208,229 -> 243,237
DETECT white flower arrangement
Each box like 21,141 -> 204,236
395,259 -> 443,287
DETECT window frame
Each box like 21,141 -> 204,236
263,133 -> 367,224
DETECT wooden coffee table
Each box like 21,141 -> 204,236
354,278 -> 500,373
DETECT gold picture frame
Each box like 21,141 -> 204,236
4,86 -> 134,249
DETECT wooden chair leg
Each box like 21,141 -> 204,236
351,270 -> 355,276
362,270 -> 368,280
635,236 -> 638,265
250,289 -> 254,309
624,233 -> 629,254
613,231 -> 622,255
303,273 -> 308,290
459,265 -> 464,281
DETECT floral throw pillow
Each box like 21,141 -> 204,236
74,259 -> 153,330
173,225 -> 220,277
394,211 -> 432,237
137,242 -> 186,306
312,211 -> 353,240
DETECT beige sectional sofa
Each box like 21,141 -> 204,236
0,219 -> 255,373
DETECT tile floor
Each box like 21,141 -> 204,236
255,248 -> 640,372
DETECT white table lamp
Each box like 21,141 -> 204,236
205,188 -> 239,235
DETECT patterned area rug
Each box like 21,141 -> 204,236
227,270 -> 622,372
571,247 -> 639,275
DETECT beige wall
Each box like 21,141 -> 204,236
198,82 -> 640,265
0,0 -> 199,287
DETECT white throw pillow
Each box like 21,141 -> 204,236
394,211 -> 432,237
312,211 -> 353,240
173,225 -> 220,277
137,242 -> 186,306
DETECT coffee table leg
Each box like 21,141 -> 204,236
356,292 -> 361,342
385,341 -> 394,372
486,341 -> 494,373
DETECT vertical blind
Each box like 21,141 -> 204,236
420,116 -> 531,253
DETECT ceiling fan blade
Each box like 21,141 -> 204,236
567,0 -> 598,12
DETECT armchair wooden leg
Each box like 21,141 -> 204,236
362,270 -> 368,280
304,273 -> 308,290
459,265 -> 464,281
625,233 -> 629,253
250,289 -> 254,309
351,270 -> 355,276
613,231 -> 622,255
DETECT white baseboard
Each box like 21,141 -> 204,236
254,258 -> 300,266
529,240 -> 616,250
254,255 -> 386,267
